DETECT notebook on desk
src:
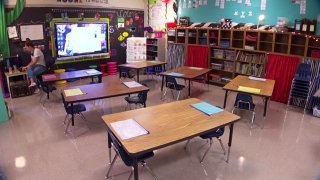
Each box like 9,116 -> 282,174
111,119 -> 149,140
42,74 -> 56,80
238,86 -> 261,94
191,102 -> 224,116
64,88 -> 86,97
86,69 -> 99,74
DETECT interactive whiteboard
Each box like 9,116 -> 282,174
20,24 -> 44,41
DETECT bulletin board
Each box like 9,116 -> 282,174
19,24 -> 44,41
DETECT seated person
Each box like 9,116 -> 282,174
21,38 -> 47,88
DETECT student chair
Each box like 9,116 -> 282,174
184,126 -> 225,163
106,133 -> 157,180
60,93 -> 88,134
163,76 -> 185,101
120,67 -> 136,80
36,73 -> 57,101
232,92 -> 256,128
124,83 -> 149,110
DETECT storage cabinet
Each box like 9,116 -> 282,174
290,34 -> 307,56
146,38 -> 165,61
209,48 -> 236,85
232,30 -> 244,49
274,33 -> 289,54
259,32 -> 274,52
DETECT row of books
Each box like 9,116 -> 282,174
236,62 -> 264,77
235,51 -> 266,64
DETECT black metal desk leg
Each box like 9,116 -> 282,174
263,97 -> 269,117
226,123 -> 234,163
163,64 -> 166,71
98,75 -> 102,83
161,76 -> 164,92
133,158 -> 139,180
188,80 -> 191,97
71,103 -> 74,126
108,133 -> 112,164
223,90 -> 228,108
137,69 -> 140,82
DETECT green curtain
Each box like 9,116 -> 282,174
0,0 -> 25,58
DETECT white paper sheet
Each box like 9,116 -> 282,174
111,119 -> 149,140
86,69 -> 99,74
123,81 -> 143,88
248,76 -> 267,82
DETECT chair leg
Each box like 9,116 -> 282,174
141,161 -> 158,180
177,91 -> 181,101
216,137 -> 226,155
171,90 -> 175,99
105,154 -> 119,179
250,112 -> 256,129
79,113 -> 90,130
64,114 -> 69,124
200,138 -> 213,163
184,139 -> 191,150
163,87 -> 168,100
64,118 -> 71,134
128,168 -> 134,180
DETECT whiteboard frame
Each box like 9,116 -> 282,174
19,24 -> 44,41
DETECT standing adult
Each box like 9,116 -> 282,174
21,38 -> 47,87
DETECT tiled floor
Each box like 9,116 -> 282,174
0,75 -> 320,180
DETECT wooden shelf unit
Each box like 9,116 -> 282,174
166,27 -> 320,85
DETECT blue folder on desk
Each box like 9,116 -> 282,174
167,72 -> 184,77
191,102 -> 224,116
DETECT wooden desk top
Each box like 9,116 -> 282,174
159,66 -> 211,79
42,69 -> 102,82
223,75 -> 275,97
63,80 -> 149,103
5,71 -> 27,77
102,98 -> 240,155
118,61 -> 166,69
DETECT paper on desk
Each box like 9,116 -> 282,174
314,89 -> 320,97
191,102 -> 224,116
248,76 -> 266,82
167,72 -> 184,77
64,88 -> 86,97
123,81 -> 143,88
189,67 -> 203,70
86,69 -> 99,74
111,119 -> 149,140
238,86 -> 261,94
42,74 -> 56,80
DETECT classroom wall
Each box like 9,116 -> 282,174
178,0 -> 320,35
5,0 -> 145,9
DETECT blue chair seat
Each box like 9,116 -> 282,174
66,104 -> 86,114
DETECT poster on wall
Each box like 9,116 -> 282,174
149,0 -> 166,32
56,0 -> 108,6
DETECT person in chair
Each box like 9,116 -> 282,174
21,38 -> 47,88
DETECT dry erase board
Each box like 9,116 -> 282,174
20,24 -> 44,41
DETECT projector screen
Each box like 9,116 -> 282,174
54,21 -> 108,59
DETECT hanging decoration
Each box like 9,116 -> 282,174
162,0 -> 171,3
188,0 -> 192,8
203,0 -> 207,5
194,0 -> 199,8
183,0 -> 187,8
300,0 -> 306,14
199,0 -> 203,5
215,0 -> 220,6
220,0 -> 225,8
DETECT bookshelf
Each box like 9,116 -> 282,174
146,38 -> 165,61
235,50 -> 267,78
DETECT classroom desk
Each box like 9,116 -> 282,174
63,80 -> 149,126
5,71 -> 27,99
159,66 -> 211,97
102,98 -> 240,180
222,75 -> 275,118
118,61 -> 167,82
42,69 -> 102,99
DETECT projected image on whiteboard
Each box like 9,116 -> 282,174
55,23 -> 107,57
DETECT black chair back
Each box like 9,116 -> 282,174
234,93 -> 254,110
109,132 -> 134,166
138,83 -> 149,104
166,76 -> 178,89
